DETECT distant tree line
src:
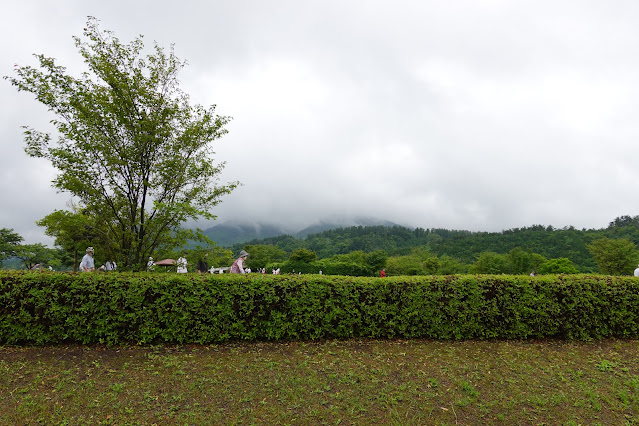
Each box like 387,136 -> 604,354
5,215 -> 639,276
229,215 -> 639,276
0,228 -> 70,270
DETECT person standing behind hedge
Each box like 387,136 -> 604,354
177,253 -> 188,273
198,254 -> 209,274
79,247 -> 95,272
230,250 -> 249,274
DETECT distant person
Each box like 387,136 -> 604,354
230,250 -> 249,274
380,269 -> 386,277
197,254 -> 209,274
177,253 -> 188,273
105,259 -> 117,271
147,257 -> 156,272
634,264 -> 639,277
80,247 -> 95,272
530,270 -> 535,277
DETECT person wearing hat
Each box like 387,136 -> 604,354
79,247 -> 95,272
147,257 -> 156,272
230,250 -> 249,274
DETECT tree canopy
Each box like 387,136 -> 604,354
0,228 -> 23,266
6,18 -> 238,269
587,238 -> 638,276
233,215 -> 639,275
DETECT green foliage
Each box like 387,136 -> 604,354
15,244 -> 59,270
243,244 -> 287,269
386,255 -> 424,276
538,258 -> 579,274
232,216 -> 639,273
470,252 -> 512,274
364,250 -> 388,272
469,248 -> 548,275
507,247 -> 547,274
0,228 -> 23,264
37,209 -> 102,271
6,18 -> 237,270
587,238 -> 638,275
203,246 -> 235,268
289,248 -> 318,263
3,270 -> 639,345
437,255 -> 469,274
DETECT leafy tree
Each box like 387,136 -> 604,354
470,252 -> 512,274
437,255 -> 469,275
587,238 -> 638,275
243,244 -> 287,269
51,247 -> 74,271
537,258 -> 579,274
0,228 -> 23,265
37,209 -> 102,271
423,257 -> 440,274
364,250 -> 388,272
289,248 -> 318,263
408,247 -> 439,274
6,18 -> 238,270
385,255 -> 423,276
206,246 -> 235,268
15,243 -> 57,270
508,247 -> 547,274
607,215 -> 639,229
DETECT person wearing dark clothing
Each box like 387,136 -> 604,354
198,254 -> 209,274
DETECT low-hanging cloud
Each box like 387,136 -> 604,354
3,0 -> 639,246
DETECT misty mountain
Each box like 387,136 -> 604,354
203,217 -> 400,247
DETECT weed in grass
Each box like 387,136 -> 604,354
596,360 -> 618,372
460,381 -> 480,399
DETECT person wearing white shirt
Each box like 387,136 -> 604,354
79,247 -> 95,272
177,254 -> 188,273
105,260 -> 117,271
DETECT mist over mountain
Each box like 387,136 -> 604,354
203,217 -> 401,247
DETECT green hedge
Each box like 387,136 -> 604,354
1,271 -> 639,345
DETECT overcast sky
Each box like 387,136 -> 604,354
3,0 -> 639,245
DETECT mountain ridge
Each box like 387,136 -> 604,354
202,217 -> 401,247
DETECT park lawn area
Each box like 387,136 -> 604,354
1,339 -> 638,424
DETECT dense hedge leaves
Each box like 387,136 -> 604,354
1,271 -> 639,345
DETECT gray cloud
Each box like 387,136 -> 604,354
3,0 -> 639,245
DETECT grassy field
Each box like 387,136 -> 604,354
1,339 -> 638,425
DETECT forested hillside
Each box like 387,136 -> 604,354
230,216 -> 639,273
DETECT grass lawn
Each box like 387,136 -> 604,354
1,339 -> 638,424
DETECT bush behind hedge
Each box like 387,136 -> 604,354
1,271 -> 638,345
